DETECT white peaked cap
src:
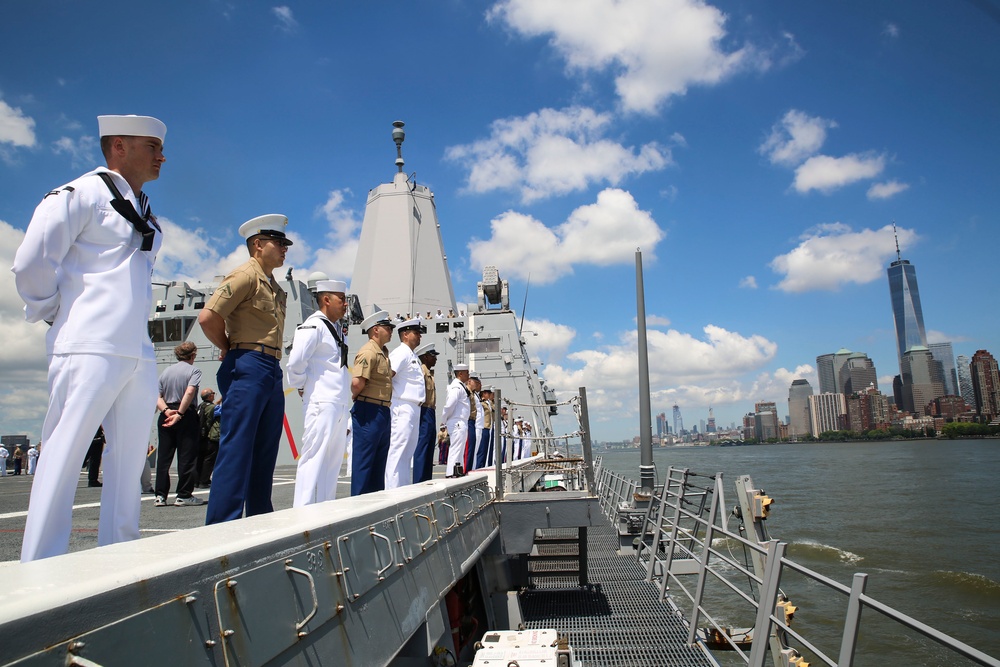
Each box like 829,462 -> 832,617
239,214 -> 292,245
454,363 -> 469,372
415,342 -> 438,356
397,318 -> 422,332
361,310 -> 393,333
98,115 -> 166,142
314,279 -> 347,293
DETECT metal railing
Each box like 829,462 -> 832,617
595,465 -> 1000,667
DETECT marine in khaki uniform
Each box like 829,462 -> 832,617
413,342 -> 439,483
198,214 -> 291,524
476,386 -> 494,469
350,310 -> 395,495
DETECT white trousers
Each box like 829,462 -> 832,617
472,425 -> 484,468
22,354 -> 157,562
384,400 -> 420,489
294,401 -> 350,507
445,418 -> 468,477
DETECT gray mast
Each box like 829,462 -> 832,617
349,121 -> 456,317
635,249 -> 654,496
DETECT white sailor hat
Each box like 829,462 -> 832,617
314,279 -> 347,293
415,342 -> 438,356
239,214 -> 293,246
454,363 -> 469,372
97,115 -> 167,142
481,385 -> 493,392
361,310 -> 394,334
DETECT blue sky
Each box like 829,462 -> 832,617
1,1 -> 998,441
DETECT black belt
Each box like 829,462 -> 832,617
356,396 -> 390,407
231,342 -> 281,359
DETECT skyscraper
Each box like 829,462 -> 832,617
956,354 -> 974,405
900,346 -> 944,417
887,225 -> 928,367
787,379 -> 813,438
928,342 -> 959,397
816,348 -> 854,394
970,350 -> 1000,422
706,407 -> 716,433
840,353 -> 879,395
672,404 -> 683,435
809,393 -> 846,436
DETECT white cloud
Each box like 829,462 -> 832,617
52,135 -> 98,170
646,315 -> 671,327
445,107 -> 670,203
304,189 -> 361,281
770,223 -> 917,293
739,275 -> 757,289
758,109 -> 836,166
926,330 -> 970,344
487,0 -> 756,113
272,6 -> 298,32
793,153 -> 886,194
883,22 -> 900,38
0,99 -> 36,148
867,180 -> 909,200
541,323 -> 779,423
521,318 -> 576,360
468,188 -> 664,284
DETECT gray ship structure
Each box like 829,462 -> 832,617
1,124 -> 997,667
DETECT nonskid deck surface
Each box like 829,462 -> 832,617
521,524 -> 713,667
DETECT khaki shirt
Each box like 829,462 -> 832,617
353,338 -> 392,402
482,398 -> 493,429
205,258 -> 286,356
467,387 -> 477,421
421,363 -> 436,409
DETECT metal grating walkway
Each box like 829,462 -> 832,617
521,524 -> 715,667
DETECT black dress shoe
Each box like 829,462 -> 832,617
88,481 -> 103,487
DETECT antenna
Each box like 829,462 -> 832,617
519,273 -> 531,333
392,120 -> 405,173
892,220 -> 901,262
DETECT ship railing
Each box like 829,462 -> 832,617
594,465 -> 1000,667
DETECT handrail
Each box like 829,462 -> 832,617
594,464 -> 1000,667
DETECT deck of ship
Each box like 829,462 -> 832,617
521,524 -> 715,667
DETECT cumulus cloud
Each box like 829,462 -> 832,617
487,0 -> 757,113
540,323 -> 779,423
0,99 -> 36,148
305,189 -> 361,280
272,6 -> 298,32
793,153 -> 886,194
445,107 -> 670,203
521,318 -> 576,360
468,188 -> 664,283
52,135 -> 98,170
646,315 -> 671,327
867,180 -> 909,200
770,222 -> 917,292
739,275 -> 757,289
758,109 -> 836,166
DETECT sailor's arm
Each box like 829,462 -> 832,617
286,325 -> 318,390
12,187 -> 87,323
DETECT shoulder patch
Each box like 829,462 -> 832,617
216,283 -> 233,298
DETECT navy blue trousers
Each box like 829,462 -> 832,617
206,349 -> 284,525
351,400 -> 390,495
413,407 -> 436,483
464,419 -> 476,472
475,427 -> 492,469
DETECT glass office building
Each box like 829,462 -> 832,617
887,259 -> 927,367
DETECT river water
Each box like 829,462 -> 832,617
595,438 -> 1000,667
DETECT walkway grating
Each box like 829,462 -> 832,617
520,523 -> 715,667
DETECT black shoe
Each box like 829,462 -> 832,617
88,481 -> 103,487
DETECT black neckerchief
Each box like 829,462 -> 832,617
318,317 -> 348,368
96,172 -> 160,251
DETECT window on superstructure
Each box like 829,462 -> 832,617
466,339 -> 500,354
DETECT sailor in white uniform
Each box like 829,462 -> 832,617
12,114 -> 166,562
441,364 -> 471,477
26,445 -> 38,475
286,280 -> 352,507
0,446 -> 8,476
385,318 -> 425,489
